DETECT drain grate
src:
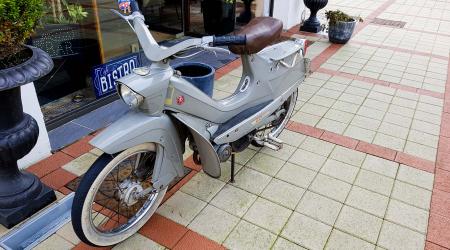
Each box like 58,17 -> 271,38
0,194 -> 74,250
372,18 -> 407,28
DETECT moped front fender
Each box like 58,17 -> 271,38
90,111 -> 185,189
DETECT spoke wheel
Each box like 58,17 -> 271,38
72,143 -> 167,247
252,90 -> 298,147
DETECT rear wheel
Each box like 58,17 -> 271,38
71,143 -> 167,246
252,90 -> 298,147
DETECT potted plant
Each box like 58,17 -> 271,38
325,10 -> 363,44
201,0 -> 236,35
0,0 -> 56,228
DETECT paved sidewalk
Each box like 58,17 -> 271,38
2,0 -> 450,249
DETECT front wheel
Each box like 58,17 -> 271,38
71,143 -> 167,247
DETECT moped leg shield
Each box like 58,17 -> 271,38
172,113 -> 221,178
90,111 -> 185,189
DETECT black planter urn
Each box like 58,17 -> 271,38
300,0 -> 328,33
0,46 -> 56,228
202,0 -> 236,35
236,0 -> 253,24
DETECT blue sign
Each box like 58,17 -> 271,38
92,53 -> 141,98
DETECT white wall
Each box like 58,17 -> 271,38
18,83 -> 52,169
272,0 -> 306,29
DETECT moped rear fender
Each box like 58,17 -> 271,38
90,111 -> 185,189
172,113 -> 221,178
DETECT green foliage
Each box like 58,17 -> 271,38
43,0 -> 88,24
325,10 -> 363,26
0,0 -> 44,56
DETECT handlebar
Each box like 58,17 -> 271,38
212,35 -> 247,46
130,0 -> 140,12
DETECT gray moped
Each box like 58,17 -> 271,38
72,1 -> 309,246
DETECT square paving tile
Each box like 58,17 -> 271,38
260,144 -> 297,161
157,191 -> 206,226
231,167 -> 272,195
330,146 -> 366,167
281,212 -> 332,250
276,162 -> 317,188
62,153 -> 98,176
278,130 -> 307,147
385,199 -> 429,234
354,169 -> 394,196
397,164 -> 434,191
288,148 -> 327,171
243,197 -> 292,234
296,191 -> 342,225
361,155 -> 399,178
56,222 -> 81,245
272,237 -> 306,250
391,181 -> 432,210
325,229 -> 375,250
309,174 -> 352,202
345,186 -> 389,218
224,220 -> 277,250
188,205 -> 239,243
261,178 -> 305,210
299,137 -> 336,157
335,206 -> 383,244
210,184 -> 257,217
34,234 -> 74,250
320,159 -> 360,184
112,233 -> 165,250
180,172 -> 226,202
246,153 -> 286,176
378,221 -> 425,250
235,149 -> 257,165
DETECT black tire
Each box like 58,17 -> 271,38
71,154 -> 113,246
71,143 -> 167,247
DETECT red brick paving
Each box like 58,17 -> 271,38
41,168 -> 78,190
320,131 -> 359,149
287,120 -> 436,173
173,231 -> 226,250
26,151 -> 74,178
139,214 -> 189,249
394,152 -> 435,173
434,168 -> 450,193
427,213 -> 450,249
316,68 -> 444,99
61,135 -> 94,158
356,141 -> 397,161
426,35 -> 450,249
350,41 -> 449,60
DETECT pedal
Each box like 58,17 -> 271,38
263,134 -> 283,151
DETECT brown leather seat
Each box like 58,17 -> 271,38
229,17 -> 283,55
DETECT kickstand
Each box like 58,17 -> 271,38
230,153 -> 236,183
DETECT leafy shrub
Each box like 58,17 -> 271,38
0,0 -> 44,60
325,10 -> 363,26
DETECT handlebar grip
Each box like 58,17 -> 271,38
130,0 -> 140,12
212,35 -> 247,46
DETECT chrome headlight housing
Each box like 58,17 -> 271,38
118,83 -> 144,108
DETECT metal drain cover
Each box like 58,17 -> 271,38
372,18 -> 407,28
0,194 -> 74,250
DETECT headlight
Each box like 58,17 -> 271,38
119,84 -> 144,108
